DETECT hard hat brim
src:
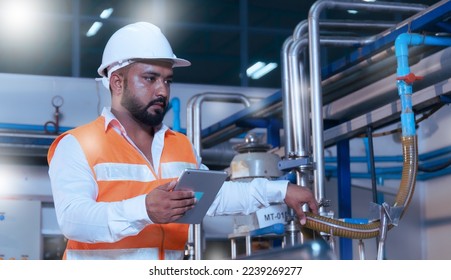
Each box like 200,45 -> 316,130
172,57 -> 191,68
97,57 -> 191,78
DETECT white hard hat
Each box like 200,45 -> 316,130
97,22 -> 191,80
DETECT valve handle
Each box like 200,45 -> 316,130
396,72 -> 423,84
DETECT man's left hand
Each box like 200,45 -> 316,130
284,184 -> 318,225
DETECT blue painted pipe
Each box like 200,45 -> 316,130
169,97 -> 181,132
395,33 -> 451,137
0,97 -> 183,134
250,223 -> 285,237
0,123 -> 72,133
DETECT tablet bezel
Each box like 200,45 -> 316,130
173,168 -> 228,224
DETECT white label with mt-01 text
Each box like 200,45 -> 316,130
255,204 -> 289,228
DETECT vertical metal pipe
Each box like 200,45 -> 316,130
308,2 -> 326,205
283,20 -> 311,159
186,95 -> 199,144
185,94 -> 197,259
285,170 -> 303,247
282,18 -> 387,245
193,224 -> 202,260
245,235 -> 252,256
288,38 -> 311,158
377,205 -> 388,260
281,36 -> 295,154
231,239 -> 237,259
358,240 -> 365,260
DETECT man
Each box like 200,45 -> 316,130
48,22 -> 318,260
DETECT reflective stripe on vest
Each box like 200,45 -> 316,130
66,248 -> 184,260
48,116 -> 197,260
94,161 -> 196,182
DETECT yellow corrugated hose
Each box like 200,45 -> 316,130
304,136 -> 418,239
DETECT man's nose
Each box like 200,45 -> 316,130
154,79 -> 169,97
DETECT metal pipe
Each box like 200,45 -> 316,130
286,20 -> 310,158
377,205 -> 388,260
307,0 -> 426,224
186,92 -> 252,259
287,37 -> 311,158
320,0 -> 450,103
319,19 -> 396,31
299,32 -> 451,244
283,19 -> 394,158
186,95 -> 199,146
281,35 -> 295,155
358,240 -> 365,260
282,19 -> 403,242
289,35 -> 374,205
323,46 -> 451,120
191,93 -> 252,153
288,35 -> 374,154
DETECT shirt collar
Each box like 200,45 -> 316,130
100,107 -> 174,136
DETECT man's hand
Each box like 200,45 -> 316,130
145,180 -> 196,223
284,184 -> 318,225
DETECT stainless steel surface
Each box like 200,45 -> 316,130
239,240 -> 335,260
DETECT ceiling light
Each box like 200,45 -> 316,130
86,8 -> 113,37
246,62 -> 265,77
250,62 -> 278,80
100,8 -> 114,19
363,0 -> 376,2
86,21 -> 103,37
347,9 -> 358,14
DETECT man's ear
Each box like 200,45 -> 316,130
109,72 -> 123,95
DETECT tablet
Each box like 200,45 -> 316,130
173,169 -> 228,224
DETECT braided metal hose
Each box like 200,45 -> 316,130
304,136 -> 418,239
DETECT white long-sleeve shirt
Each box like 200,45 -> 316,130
48,108 -> 288,243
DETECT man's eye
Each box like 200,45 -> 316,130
145,76 -> 156,82
165,80 -> 173,85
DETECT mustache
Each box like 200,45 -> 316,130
145,97 -> 168,110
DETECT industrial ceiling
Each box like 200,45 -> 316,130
0,0 -> 442,89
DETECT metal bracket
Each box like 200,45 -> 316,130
369,202 -> 403,226
369,202 -> 404,260
278,157 -> 311,171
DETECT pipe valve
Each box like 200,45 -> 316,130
396,72 -> 423,84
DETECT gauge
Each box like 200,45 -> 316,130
52,95 -> 64,107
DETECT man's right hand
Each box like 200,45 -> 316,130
145,180 -> 196,223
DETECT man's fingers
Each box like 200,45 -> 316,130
292,206 -> 307,225
171,189 -> 195,200
159,180 -> 177,191
308,200 -> 319,214
171,196 -> 196,209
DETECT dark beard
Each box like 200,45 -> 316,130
121,92 -> 168,127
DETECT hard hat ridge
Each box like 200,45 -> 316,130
97,21 -> 191,78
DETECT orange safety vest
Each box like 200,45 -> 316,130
48,116 -> 197,260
